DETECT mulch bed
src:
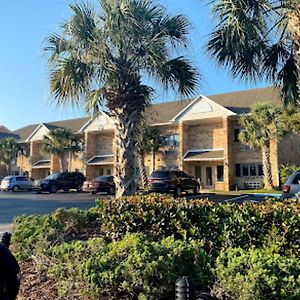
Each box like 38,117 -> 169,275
17,260 -> 84,300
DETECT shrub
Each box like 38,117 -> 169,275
12,208 -> 99,260
280,164 -> 299,185
213,247 -> 300,300
49,234 -> 210,300
95,195 -> 300,256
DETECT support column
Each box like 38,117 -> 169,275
223,117 -> 232,191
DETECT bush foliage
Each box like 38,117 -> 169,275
213,247 -> 300,300
50,234 -> 210,300
12,194 -> 300,299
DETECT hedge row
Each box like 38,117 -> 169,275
12,194 -> 300,299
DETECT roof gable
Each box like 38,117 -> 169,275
81,112 -> 114,132
26,124 -> 50,142
171,95 -> 235,122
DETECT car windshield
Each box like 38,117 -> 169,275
150,171 -> 171,179
95,176 -> 112,182
2,176 -> 12,182
45,173 -> 60,180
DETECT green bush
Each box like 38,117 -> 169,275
95,195 -> 300,256
12,208 -> 99,260
49,234 -> 210,300
213,247 -> 300,300
13,195 -> 300,260
280,164 -> 299,185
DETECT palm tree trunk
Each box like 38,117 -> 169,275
137,148 -> 148,189
113,109 -> 138,198
262,143 -> 274,189
152,149 -> 156,172
59,156 -> 64,172
5,163 -> 11,176
289,2 -> 300,93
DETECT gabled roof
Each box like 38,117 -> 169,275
11,86 -> 282,139
13,117 -> 90,142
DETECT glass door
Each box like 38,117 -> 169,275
206,167 -> 213,188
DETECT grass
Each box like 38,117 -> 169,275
213,189 -> 282,195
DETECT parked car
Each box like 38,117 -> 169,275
147,170 -> 200,196
0,176 -> 34,192
82,175 -> 115,195
33,172 -> 85,193
282,170 -> 300,197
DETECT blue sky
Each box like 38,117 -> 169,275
0,0 -> 268,131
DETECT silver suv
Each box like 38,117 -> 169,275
282,171 -> 300,197
0,176 -> 34,192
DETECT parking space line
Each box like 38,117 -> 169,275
225,195 -> 249,203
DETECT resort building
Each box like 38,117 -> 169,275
9,87 -> 300,190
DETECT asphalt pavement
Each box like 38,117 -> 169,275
0,191 -> 100,232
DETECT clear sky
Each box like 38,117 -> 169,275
0,0 -> 268,131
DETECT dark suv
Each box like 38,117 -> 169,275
33,172 -> 86,193
148,170 -> 200,196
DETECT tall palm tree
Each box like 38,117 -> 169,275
136,123 -> 161,188
45,0 -> 199,197
239,103 -> 285,189
41,128 -> 81,172
0,138 -> 18,175
207,0 -> 299,105
289,0 -> 300,92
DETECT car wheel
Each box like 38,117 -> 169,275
175,186 -> 182,197
50,185 -> 57,194
76,184 -> 83,192
12,185 -> 20,192
193,185 -> 200,195
63,188 -> 69,192
91,191 -> 97,195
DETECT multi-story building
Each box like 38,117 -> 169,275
11,87 -> 300,190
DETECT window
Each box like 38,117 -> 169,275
236,164 -> 264,177
99,168 -> 104,176
258,165 -> 263,176
106,169 -> 111,175
234,129 -> 240,142
164,134 -> 179,147
242,164 -> 249,176
235,164 -> 241,177
217,165 -> 224,182
249,165 -> 257,176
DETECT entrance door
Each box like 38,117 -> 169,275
205,167 -> 213,188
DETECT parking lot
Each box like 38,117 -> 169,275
0,190 -> 280,233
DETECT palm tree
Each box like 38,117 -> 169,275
289,0 -> 300,93
41,128 -> 81,172
136,123 -> 161,188
239,103 -> 285,189
207,0 -> 299,105
45,0 -> 199,197
0,138 -> 18,175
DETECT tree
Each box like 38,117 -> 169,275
207,0 -> 299,105
136,123 -> 161,188
41,128 -> 81,172
0,138 -> 18,175
45,0 -> 199,198
239,103 -> 285,189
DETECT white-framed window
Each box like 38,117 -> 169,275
163,134 -> 179,147
235,164 -> 264,177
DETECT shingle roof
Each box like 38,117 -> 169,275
184,150 -> 224,161
208,86 -> 282,110
144,86 -> 281,123
0,126 -> 19,139
13,117 -> 90,142
12,86 -> 282,140
87,155 -> 114,165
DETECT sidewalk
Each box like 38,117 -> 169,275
0,223 -> 13,234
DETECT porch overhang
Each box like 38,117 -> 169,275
183,149 -> 224,161
32,160 -> 51,169
86,155 -> 114,166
